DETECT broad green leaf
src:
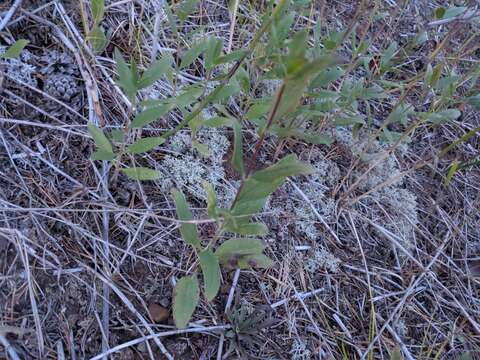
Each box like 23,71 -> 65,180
209,82 -> 240,103
137,56 -> 172,89
91,0 -> 105,25
230,155 -> 313,222
131,105 -> 171,128
203,116 -> 232,128
434,7 -> 446,19
173,275 -> 199,328
225,222 -> 269,236
285,31 -> 308,75
271,127 -> 333,145
172,189 -> 201,248
437,6 -> 467,20
90,150 -> 116,161
176,0 -> 198,23
193,141 -> 210,156
215,238 -> 265,264
214,49 -> 249,65
237,254 -> 273,269
121,167 -> 161,180
425,64 -> 443,88
164,1 -> 178,36
114,48 -> 137,100
199,249 -> 221,301
88,123 -> 113,153
180,41 -> 206,69
380,41 -> 397,71
231,121 -> 244,176
88,26 -> 108,54
1,39 -> 29,59
171,86 -> 203,107
203,181 -> 218,219
390,348 -> 403,360
414,30 -> 428,46
388,103 -> 415,125
204,37 -> 222,72
424,109 -> 461,124
466,94 -> 480,110
310,67 -> 344,88
333,115 -> 365,126
275,55 -> 336,123
251,154 -> 313,182
232,179 -> 282,215
127,136 -> 165,154
110,129 -> 125,142
236,66 -> 250,93
245,102 -> 271,120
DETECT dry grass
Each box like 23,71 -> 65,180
1,0 -> 479,359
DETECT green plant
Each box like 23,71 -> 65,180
86,0 -> 478,330
0,39 -> 28,59
82,0 -> 108,54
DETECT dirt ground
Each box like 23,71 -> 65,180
1,0 -> 479,359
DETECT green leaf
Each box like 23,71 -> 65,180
131,105 -> 171,128
90,150 -> 116,161
251,154 -> 313,182
121,167 -> 161,181
215,238 -> 265,264
390,348 -> 403,360
225,222 -> 269,236
231,121 -> 244,176
437,6 -> 467,20
204,37 -> 223,72
137,56 -> 172,89
180,41 -> 206,69
275,55 -> 336,123
1,39 -> 29,59
173,275 -> 199,328
245,102 -> 271,120
214,49 -> 249,65
380,41 -> 397,71
388,103 -> 415,125
445,160 -> 459,185
236,66 -> 250,93
114,48 -> 137,100
209,82 -> 240,103
434,7 -> 446,19
203,181 -> 218,219
310,67 -> 344,88
466,94 -> 480,110
110,129 -> 125,143
199,249 -> 221,301
127,136 -> 165,154
88,123 -> 113,153
87,26 -> 108,54
333,115 -> 365,126
91,0 -> 105,25
230,155 -> 313,222
193,141 -> 210,156
203,116 -> 232,128
171,86 -> 204,107
424,109 -> 461,124
172,189 -> 201,248
237,254 -> 273,269
176,0 -> 198,23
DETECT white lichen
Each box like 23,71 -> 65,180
289,338 -> 312,360
159,127 -> 235,206
305,248 -> 341,274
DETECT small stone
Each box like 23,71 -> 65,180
148,303 -> 169,323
